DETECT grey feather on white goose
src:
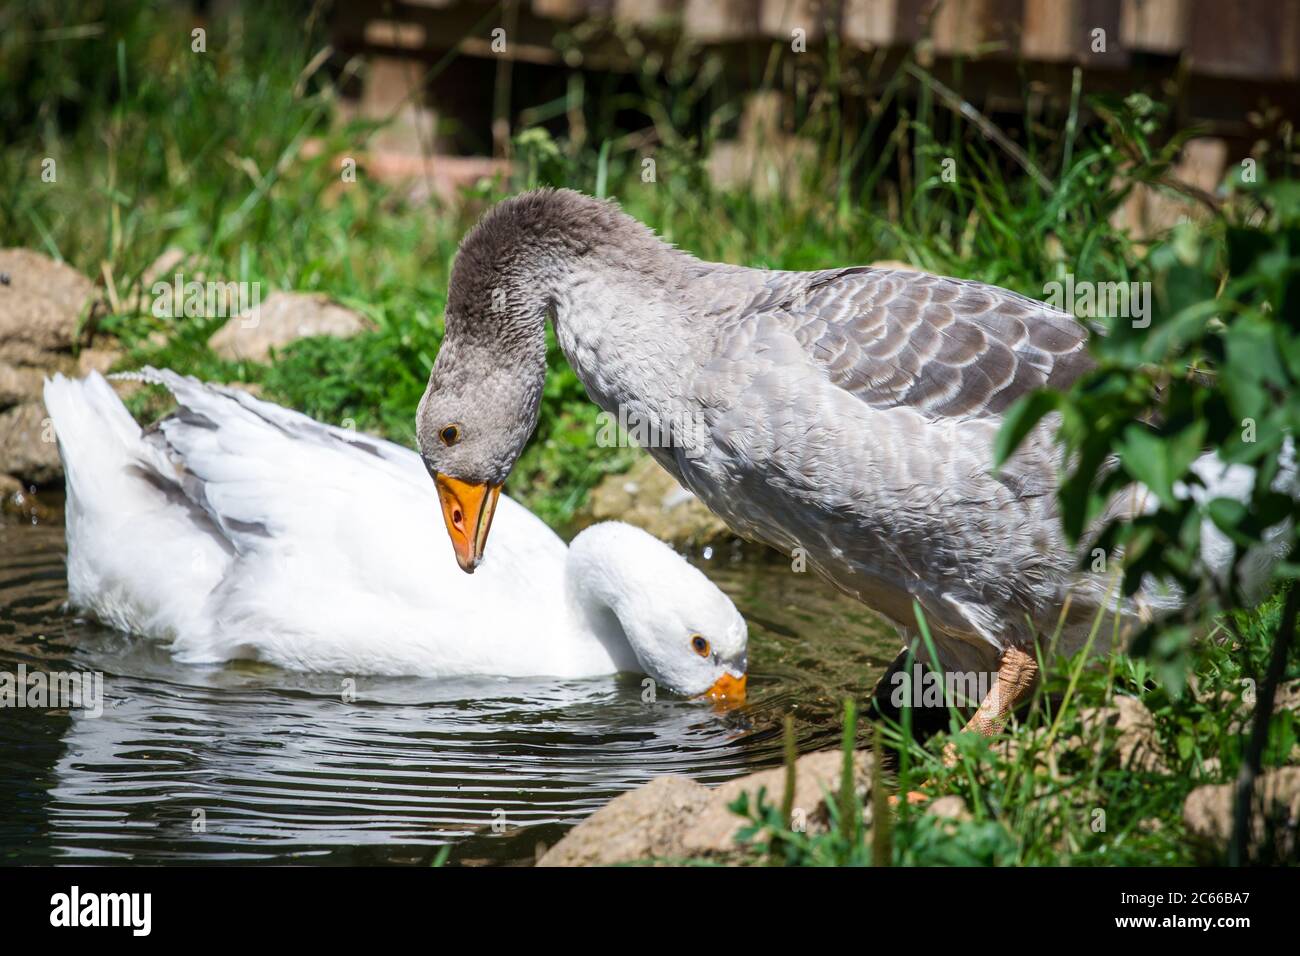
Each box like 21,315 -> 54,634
416,188 -> 1290,739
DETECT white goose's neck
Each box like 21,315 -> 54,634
563,533 -> 644,674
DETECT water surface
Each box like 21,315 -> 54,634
0,507 -> 894,865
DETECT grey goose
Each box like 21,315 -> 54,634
415,188 -> 1273,737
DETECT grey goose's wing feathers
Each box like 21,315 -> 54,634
731,267 -> 1092,419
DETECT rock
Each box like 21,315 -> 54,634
539,748 -> 874,866
0,473 -> 20,525
681,748 -> 872,856
142,247 -> 193,287
1076,695 -> 1168,773
0,475 -> 55,523
925,794 -> 972,822
537,776 -> 713,866
0,249 -> 99,364
1280,680 -> 1300,713
583,454 -> 733,548
208,291 -> 374,363
1209,679 -> 1300,736
76,345 -> 123,378
0,361 -> 49,408
0,401 -> 61,485
131,248 -> 202,316
1183,766 -> 1300,859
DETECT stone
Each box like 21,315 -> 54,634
681,748 -> 871,856
0,361 -> 48,409
1213,679 -> 1300,735
0,401 -> 61,485
1077,695 -> 1169,773
1183,766 -> 1300,859
925,794 -> 972,822
207,291 -> 374,363
537,776 -> 713,866
142,247 -> 193,287
76,345 -> 123,378
0,249 -> 98,365
0,403 -> 58,479
539,748 -> 874,866
583,453 -> 733,548
0,474 -> 55,523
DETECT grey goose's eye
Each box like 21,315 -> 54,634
439,424 -> 462,446
691,635 -> 710,657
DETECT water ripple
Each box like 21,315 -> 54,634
0,516 -> 891,864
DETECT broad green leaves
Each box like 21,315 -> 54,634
996,170 -> 1300,686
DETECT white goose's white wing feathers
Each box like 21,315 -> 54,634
47,370 -> 576,677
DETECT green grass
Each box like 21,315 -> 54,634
729,592 -> 1298,866
1,0 -> 1170,524
5,2 -> 1297,866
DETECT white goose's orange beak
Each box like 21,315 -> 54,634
434,475 -> 501,573
703,672 -> 747,708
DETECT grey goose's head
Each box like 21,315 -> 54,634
418,189 -> 652,572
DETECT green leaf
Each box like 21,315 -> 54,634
1117,420 -> 1206,508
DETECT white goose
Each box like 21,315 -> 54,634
42,369 -> 748,701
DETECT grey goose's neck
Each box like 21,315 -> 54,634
447,189 -> 708,435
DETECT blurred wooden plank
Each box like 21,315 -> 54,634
1287,0 -> 1300,78
1112,136 -> 1225,237
1120,0 -> 1187,53
363,19 -> 427,49
1022,0 -> 1077,60
1189,0 -> 1300,79
685,0 -> 763,40
760,0 -> 834,40
1079,0 -> 1128,66
613,0 -> 683,27
894,0 -> 933,44
842,0 -> 900,48
532,0 -> 586,19
359,55 -> 442,155
931,0 -> 1022,57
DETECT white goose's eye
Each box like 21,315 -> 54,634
691,635 -> 710,657
439,424 -> 462,446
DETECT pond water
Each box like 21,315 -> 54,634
0,505 -> 895,865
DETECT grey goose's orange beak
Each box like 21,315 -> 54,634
434,474 -> 502,573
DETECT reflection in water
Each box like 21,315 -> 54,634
0,516 -> 895,865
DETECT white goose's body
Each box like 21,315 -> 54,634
43,371 -> 747,695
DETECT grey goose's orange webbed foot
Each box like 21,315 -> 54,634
942,646 -> 1040,767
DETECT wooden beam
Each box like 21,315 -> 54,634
1120,0 -> 1187,54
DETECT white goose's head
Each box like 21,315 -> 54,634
565,522 -> 748,704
